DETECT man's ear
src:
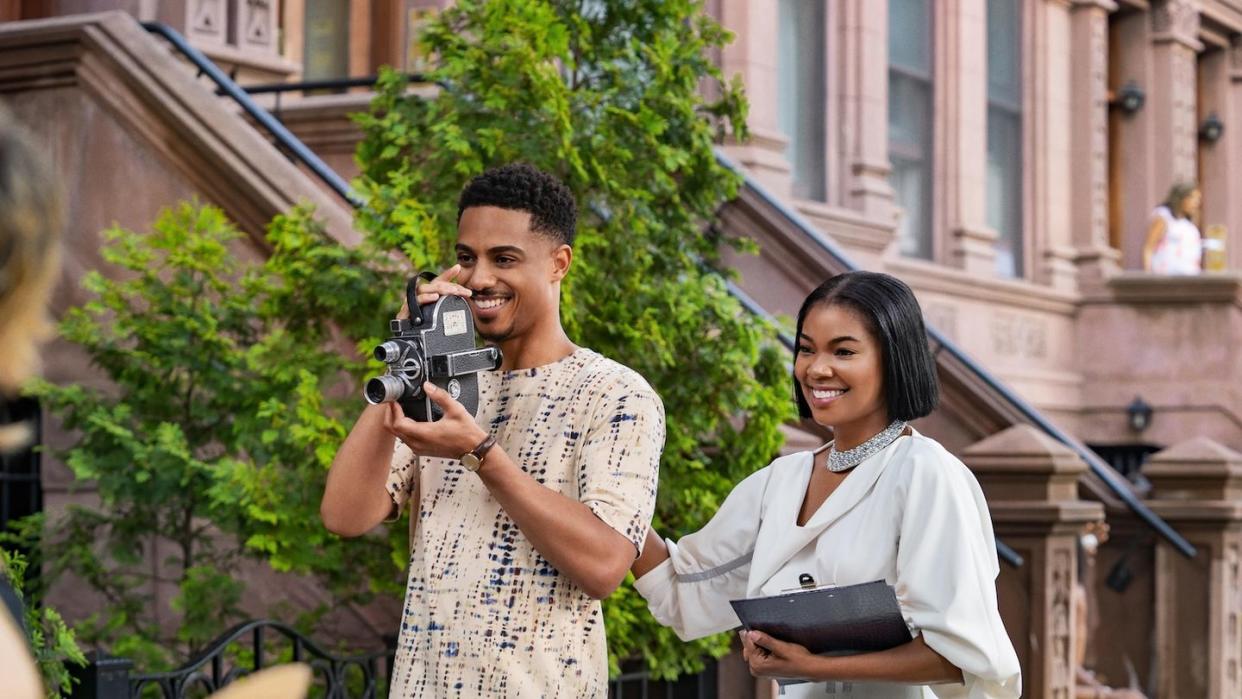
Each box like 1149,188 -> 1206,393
550,244 -> 573,282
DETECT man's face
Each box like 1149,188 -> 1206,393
454,206 -> 570,344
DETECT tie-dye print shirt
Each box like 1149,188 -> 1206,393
385,348 -> 664,697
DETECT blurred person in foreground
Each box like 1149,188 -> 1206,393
0,112 -> 64,699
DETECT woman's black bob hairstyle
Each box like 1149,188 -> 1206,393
793,271 -> 939,422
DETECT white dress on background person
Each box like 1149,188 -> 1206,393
1149,205 -> 1202,275
633,431 -> 1021,698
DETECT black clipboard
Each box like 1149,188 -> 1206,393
729,579 -> 912,655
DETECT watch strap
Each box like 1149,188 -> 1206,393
462,434 -> 497,471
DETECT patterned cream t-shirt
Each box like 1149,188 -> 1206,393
385,348 -> 664,698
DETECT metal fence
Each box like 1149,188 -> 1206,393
70,620 -> 394,699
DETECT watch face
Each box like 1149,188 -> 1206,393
462,454 -> 481,471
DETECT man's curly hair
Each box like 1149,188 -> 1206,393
456,163 -> 577,246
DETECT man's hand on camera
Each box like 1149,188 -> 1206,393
381,382 -> 489,460
397,264 -> 472,319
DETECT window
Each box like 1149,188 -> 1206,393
303,0 -> 350,81
888,0 -> 934,260
777,0 -> 827,201
986,0 -> 1024,278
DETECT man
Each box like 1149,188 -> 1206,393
321,163 -> 664,697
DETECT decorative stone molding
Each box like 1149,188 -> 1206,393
950,225 -> 1000,276
963,424 -> 1104,699
1069,0 -> 1121,292
1146,438 -> 1242,699
189,0 -> 229,46
1100,271 -> 1242,307
1151,0 -> 1204,50
238,0 -> 275,52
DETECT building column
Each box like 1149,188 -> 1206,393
962,425 -> 1105,699
1149,0 -> 1201,183
1139,0 -> 1201,268
715,0 -> 792,195
1202,37 -> 1242,272
834,0 -> 894,219
938,0 -> 997,273
1032,0 -> 1079,290
1069,0 -> 1121,292
1145,438 -> 1242,699
1231,39 -> 1242,271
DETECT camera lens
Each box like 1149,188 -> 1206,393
374,341 -> 403,363
364,375 -> 405,405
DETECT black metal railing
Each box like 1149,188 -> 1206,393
609,660 -> 717,699
141,22 -> 363,209
71,620 -> 393,699
717,151 -> 1196,559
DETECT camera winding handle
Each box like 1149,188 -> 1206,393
405,272 -> 439,327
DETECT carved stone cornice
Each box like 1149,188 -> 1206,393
1151,0 -> 1204,50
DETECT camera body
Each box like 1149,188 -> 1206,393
364,277 -> 502,421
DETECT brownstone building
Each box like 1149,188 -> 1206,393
2,1 -> 1241,697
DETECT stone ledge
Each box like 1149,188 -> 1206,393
1092,271 -> 1242,307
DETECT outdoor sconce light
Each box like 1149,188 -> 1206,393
1127,395 -> 1153,433
1199,113 -> 1224,143
1111,81 -> 1145,115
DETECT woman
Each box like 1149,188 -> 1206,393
1142,182 -> 1202,275
632,271 -> 1021,698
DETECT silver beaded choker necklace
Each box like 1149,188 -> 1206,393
827,420 -> 908,473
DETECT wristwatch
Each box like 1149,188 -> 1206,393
460,434 -> 497,473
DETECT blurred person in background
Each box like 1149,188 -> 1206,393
1142,182 -> 1203,275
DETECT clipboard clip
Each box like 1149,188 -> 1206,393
778,574 -> 837,594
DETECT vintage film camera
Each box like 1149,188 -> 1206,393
364,275 -> 503,421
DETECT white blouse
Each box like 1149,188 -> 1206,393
634,432 -> 1021,698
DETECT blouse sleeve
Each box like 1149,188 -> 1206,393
894,443 -> 1022,699
632,466 -> 771,641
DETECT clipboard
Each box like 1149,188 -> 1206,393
729,579 -> 912,655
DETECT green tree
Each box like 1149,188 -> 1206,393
351,0 -> 793,677
24,203 -> 404,669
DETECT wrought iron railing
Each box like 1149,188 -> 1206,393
141,22 -> 362,209
72,619 -> 393,699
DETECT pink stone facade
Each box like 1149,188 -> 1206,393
713,0 -> 1242,455
5,1 -> 1242,696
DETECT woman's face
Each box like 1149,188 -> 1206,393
794,302 -> 888,434
1184,189 -> 1202,217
